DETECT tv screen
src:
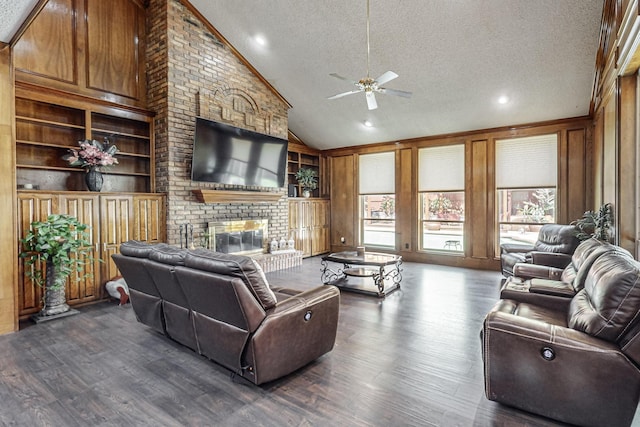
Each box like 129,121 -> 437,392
191,117 -> 288,188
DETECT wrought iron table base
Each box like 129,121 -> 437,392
321,256 -> 402,298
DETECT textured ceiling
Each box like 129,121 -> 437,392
1,1 -> 604,151
0,0 -> 38,43
190,0 -> 603,150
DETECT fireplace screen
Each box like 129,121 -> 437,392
207,219 -> 268,255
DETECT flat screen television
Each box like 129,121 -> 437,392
191,117 -> 288,188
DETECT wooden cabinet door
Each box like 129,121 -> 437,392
59,194 -> 101,303
133,194 -> 165,243
299,200 -> 312,257
288,199 -> 312,257
100,195 -> 133,284
311,200 -> 331,256
17,192 -> 58,316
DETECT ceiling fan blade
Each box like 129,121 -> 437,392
328,89 -> 362,100
375,71 -> 398,86
329,73 -> 358,85
365,91 -> 378,110
378,87 -> 412,98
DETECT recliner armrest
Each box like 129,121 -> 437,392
248,285 -> 340,384
500,243 -> 535,254
483,307 -> 640,427
526,251 -> 572,269
513,262 -> 564,280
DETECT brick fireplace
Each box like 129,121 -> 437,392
207,219 -> 267,256
146,0 -> 291,249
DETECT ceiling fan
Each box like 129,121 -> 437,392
328,0 -> 412,110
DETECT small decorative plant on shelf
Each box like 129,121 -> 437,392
295,167 -> 318,198
20,214 -> 96,322
62,138 -> 118,192
571,202 -> 613,242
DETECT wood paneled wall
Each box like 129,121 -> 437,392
0,45 -> 18,334
329,155 -> 357,251
325,117 -> 592,270
13,0 -> 147,108
591,0 -> 640,257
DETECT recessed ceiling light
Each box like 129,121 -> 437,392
498,95 -> 509,104
254,34 -> 267,47
363,120 -> 373,127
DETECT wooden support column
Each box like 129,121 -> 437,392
0,44 -> 18,334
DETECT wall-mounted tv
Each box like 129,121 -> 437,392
191,117 -> 288,188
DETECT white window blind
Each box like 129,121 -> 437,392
359,152 -> 395,194
496,134 -> 557,188
418,144 -> 465,191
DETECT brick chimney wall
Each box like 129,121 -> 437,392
146,0 -> 291,248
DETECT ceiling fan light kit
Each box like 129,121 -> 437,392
328,0 -> 412,110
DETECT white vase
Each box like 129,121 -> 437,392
302,190 -> 311,198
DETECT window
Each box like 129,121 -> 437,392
496,134 -> 558,246
418,145 -> 465,252
359,152 -> 395,248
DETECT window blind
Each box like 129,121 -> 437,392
359,152 -> 395,194
418,144 -> 465,191
496,134 -> 557,188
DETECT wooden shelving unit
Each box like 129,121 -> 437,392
287,131 -> 322,198
15,93 -> 155,193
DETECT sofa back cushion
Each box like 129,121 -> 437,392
184,249 -> 277,310
533,224 -> 579,254
563,238 -> 609,290
120,240 -> 166,258
148,244 -> 187,265
568,251 -> 640,342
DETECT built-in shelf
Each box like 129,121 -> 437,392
193,189 -> 283,204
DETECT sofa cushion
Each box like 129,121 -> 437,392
149,245 -> 187,265
185,249 -> 277,310
532,224 -> 579,254
568,252 -> 640,342
120,240 -> 167,258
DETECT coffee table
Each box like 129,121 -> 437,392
321,251 -> 402,297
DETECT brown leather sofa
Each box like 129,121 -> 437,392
500,238 -> 629,310
483,249 -> 640,427
500,223 -> 580,277
112,240 -> 340,385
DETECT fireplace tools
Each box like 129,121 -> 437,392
179,223 -> 194,249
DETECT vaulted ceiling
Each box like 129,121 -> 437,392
1,1 -> 604,150
189,0 -> 603,150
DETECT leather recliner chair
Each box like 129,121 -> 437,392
500,238 -> 630,310
500,223 -> 580,277
483,251 -> 640,427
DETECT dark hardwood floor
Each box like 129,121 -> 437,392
0,257 -> 596,426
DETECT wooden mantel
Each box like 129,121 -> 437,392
192,189 -> 283,203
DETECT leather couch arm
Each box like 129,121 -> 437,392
483,308 -> 640,427
500,243 -> 534,254
512,262 -> 564,280
525,251 -> 572,269
248,285 -> 340,384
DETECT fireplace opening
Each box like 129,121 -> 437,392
207,219 -> 268,256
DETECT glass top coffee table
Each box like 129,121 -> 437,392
321,251 -> 402,297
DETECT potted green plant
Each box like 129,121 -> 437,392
20,214 -> 95,322
295,167 -> 318,198
571,203 -> 613,242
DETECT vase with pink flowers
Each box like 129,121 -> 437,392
63,138 -> 119,192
